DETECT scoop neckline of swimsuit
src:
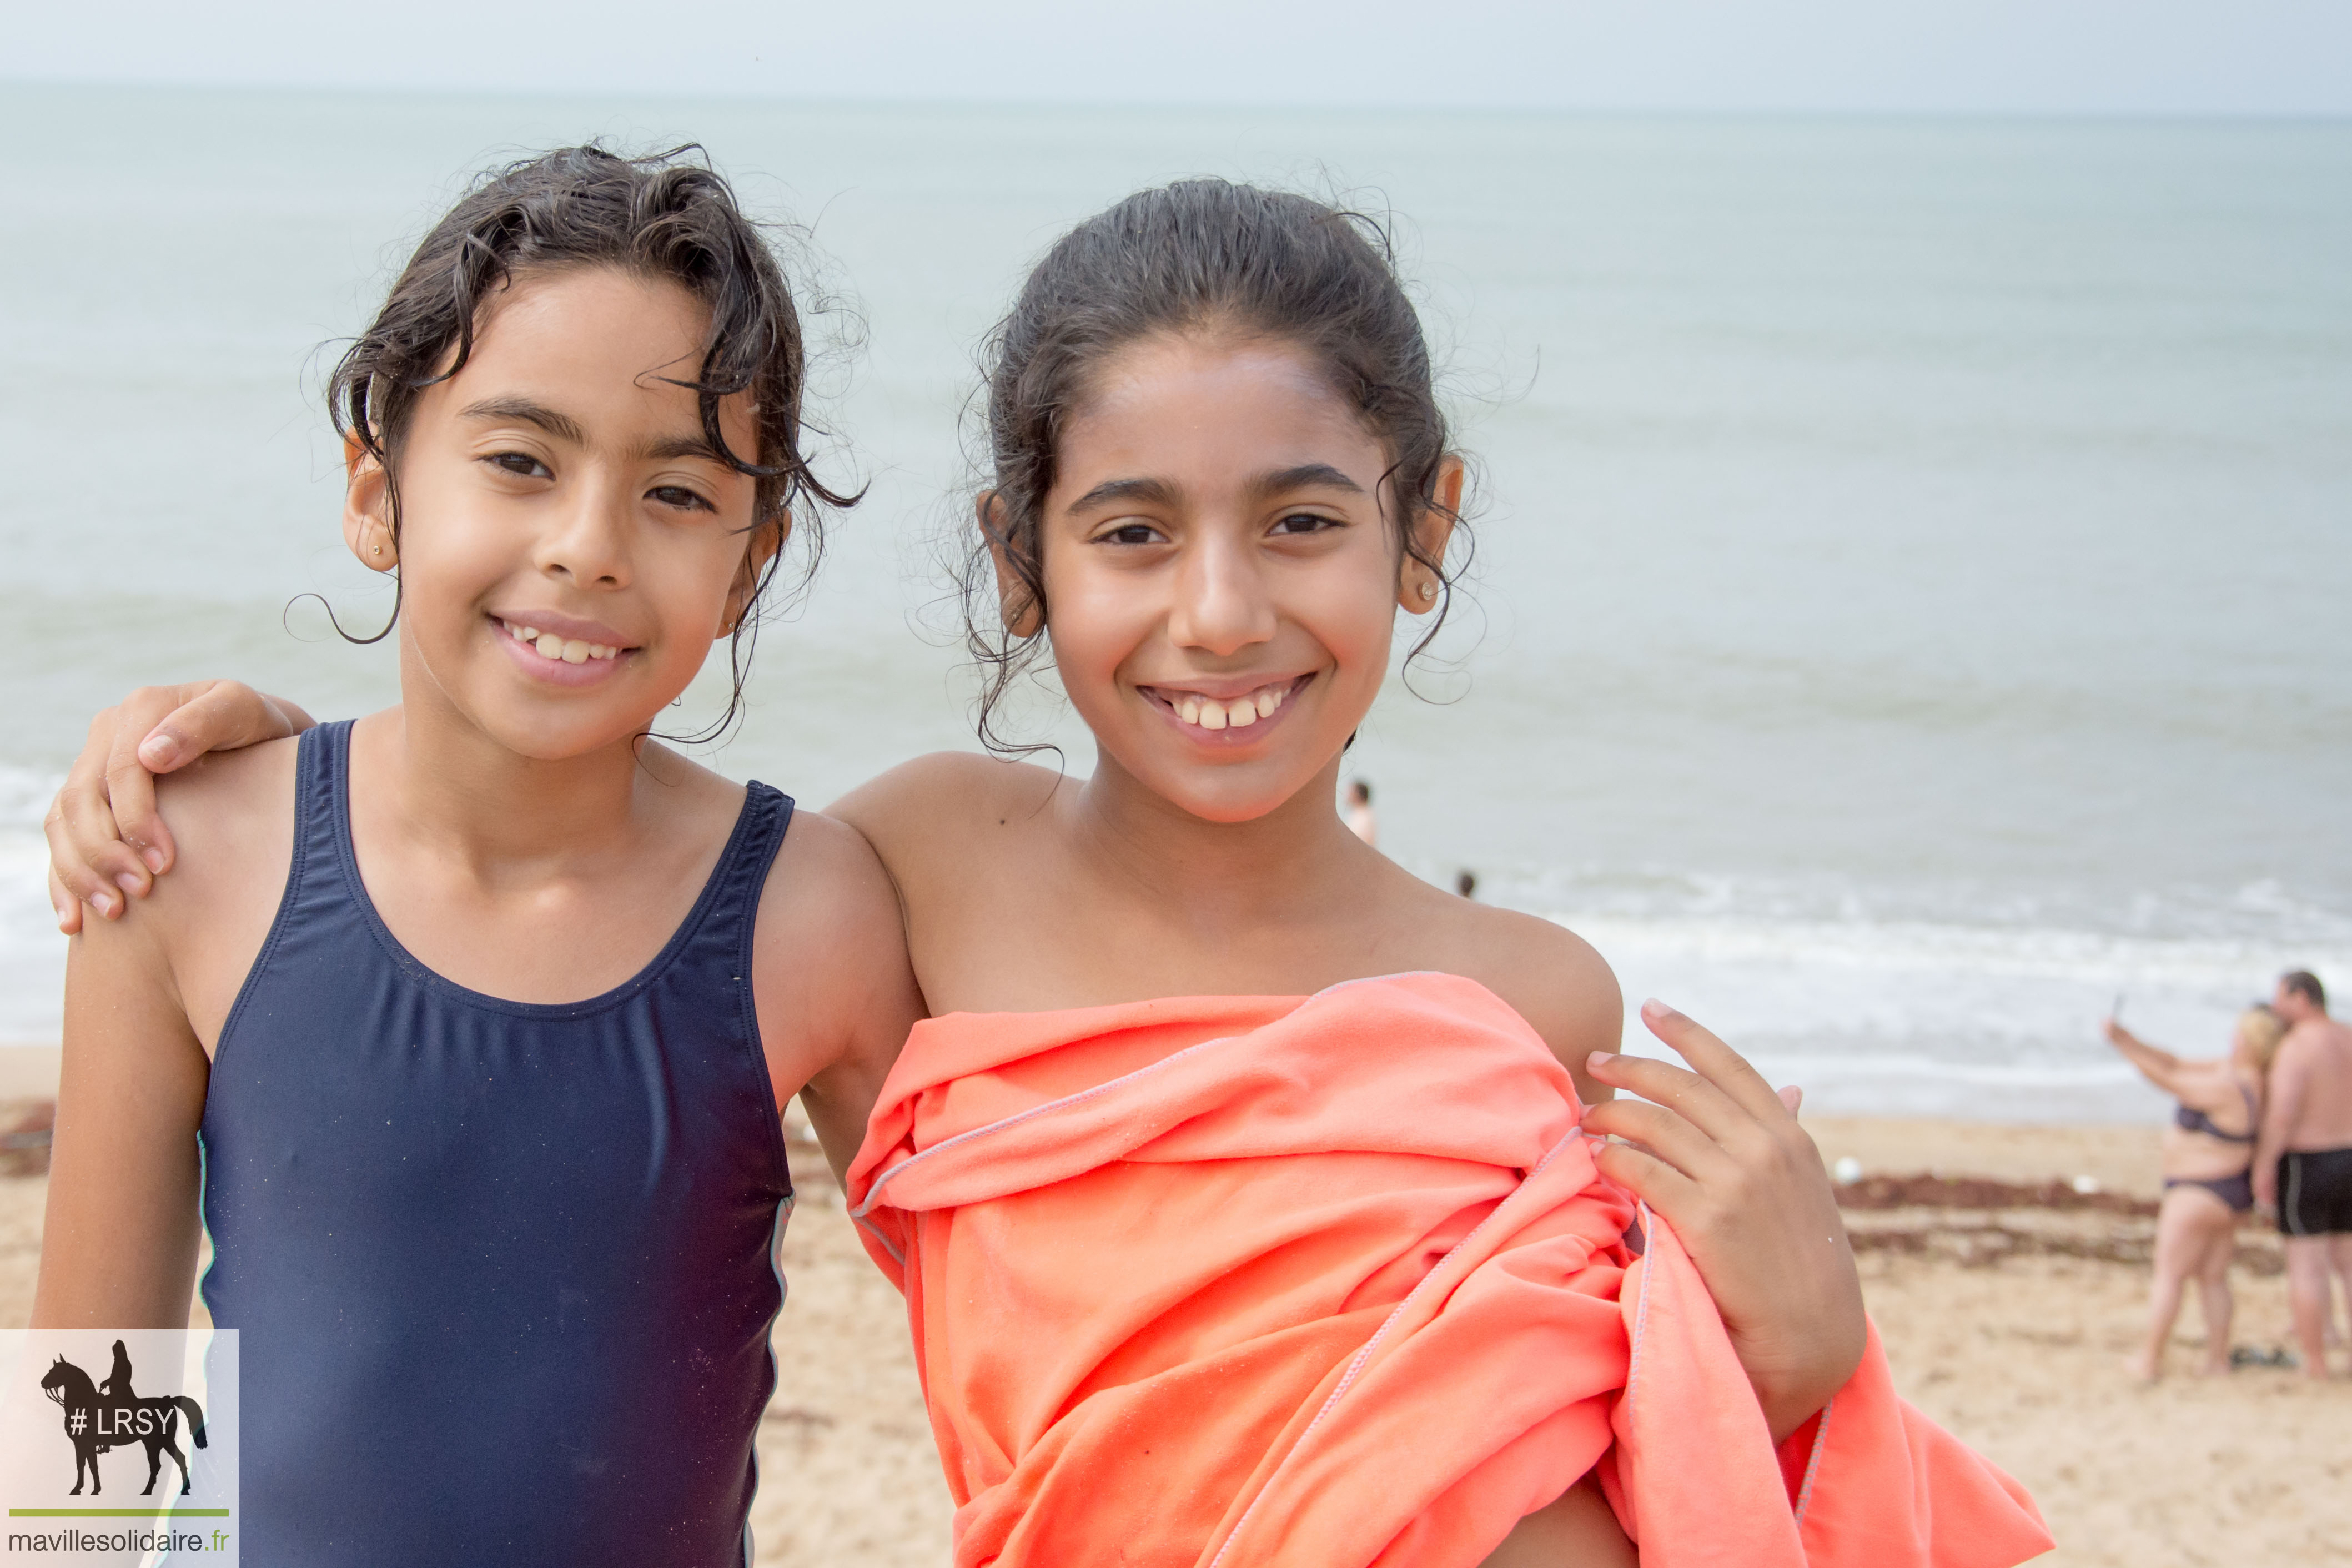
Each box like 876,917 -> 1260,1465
324,752 -> 766,1021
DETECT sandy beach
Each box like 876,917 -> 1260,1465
4,1098 -> 2346,1565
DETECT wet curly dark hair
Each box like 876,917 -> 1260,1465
324,142 -> 857,741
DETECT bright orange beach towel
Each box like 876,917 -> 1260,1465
846,972 -> 2051,1567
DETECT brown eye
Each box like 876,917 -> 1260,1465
1103,523 -> 1162,546
1274,512 -> 1338,535
486,452 -> 550,480
650,485 -> 713,512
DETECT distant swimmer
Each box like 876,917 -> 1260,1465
1456,870 -> 1477,900
2253,970 -> 2352,1380
1343,779 -> 1378,847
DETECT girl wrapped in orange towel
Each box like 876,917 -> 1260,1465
50,177 -> 2048,1566
825,181 -> 2046,1567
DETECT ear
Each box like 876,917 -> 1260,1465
341,436 -> 397,573
1396,455 -> 1464,614
719,511 -> 790,639
979,491 -> 1044,640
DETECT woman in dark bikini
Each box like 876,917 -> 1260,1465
2104,1005 -> 2288,1380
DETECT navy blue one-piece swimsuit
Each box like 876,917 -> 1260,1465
199,722 -> 795,1566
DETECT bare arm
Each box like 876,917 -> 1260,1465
751,808 -> 927,1186
33,896 -> 210,1328
45,681 -> 311,930
2102,1020 -> 2194,1098
2254,1039 -> 2310,1212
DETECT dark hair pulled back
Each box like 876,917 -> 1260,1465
962,178 -> 1465,753
324,143 -> 856,740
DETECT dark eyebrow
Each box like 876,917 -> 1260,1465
1063,464 -> 1366,517
458,396 -> 732,468
1065,476 -> 1181,515
456,396 -> 587,445
637,433 -> 735,467
1254,463 -> 1366,497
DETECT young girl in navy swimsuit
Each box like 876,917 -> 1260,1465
34,148 -> 922,1566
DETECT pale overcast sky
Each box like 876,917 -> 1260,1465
10,0 -> 2349,115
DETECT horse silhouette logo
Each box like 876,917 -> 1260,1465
37,1340 -> 208,1496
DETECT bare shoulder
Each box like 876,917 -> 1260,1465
2171,1055 -> 2238,1103
756,804 -> 905,960
2272,1021 -> 2352,1092
139,736 -> 300,931
1419,889 -> 1624,1076
2273,1022 -> 2326,1072
90,734 -> 301,1046
826,750 -> 1066,871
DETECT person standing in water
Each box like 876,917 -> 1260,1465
1343,778 -> 1378,845
2102,1006 -> 2285,1379
2255,969 -> 2352,1379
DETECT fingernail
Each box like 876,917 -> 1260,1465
115,873 -> 143,897
139,846 -> 166,874
1640,998 -> 1668,1019
95,892 -> 120,918
139,734 -> 177,766
1587,1051 -> 1617,1069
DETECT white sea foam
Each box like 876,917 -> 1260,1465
1549,900 -> 2348,1122
0,767 -> 65,1044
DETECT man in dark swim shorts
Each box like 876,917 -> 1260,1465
2254,971 -> 2352,1380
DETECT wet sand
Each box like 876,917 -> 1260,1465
7,1108 -> 2348,1565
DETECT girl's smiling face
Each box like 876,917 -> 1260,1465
346,267 -> 772,761
1029,331 -> 1457,824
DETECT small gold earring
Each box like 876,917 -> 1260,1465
371,544 -> 383,557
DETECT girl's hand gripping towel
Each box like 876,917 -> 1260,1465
847,972 -> 2051,1568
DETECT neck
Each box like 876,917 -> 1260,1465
360,647 -> 671,877
1069,749 -> 1370,936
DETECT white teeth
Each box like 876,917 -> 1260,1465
1164,681 -> 1295,731
502,620 -> 621,662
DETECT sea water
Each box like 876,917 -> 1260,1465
3,87 -> 2347,1119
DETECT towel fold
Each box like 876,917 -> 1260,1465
848,971 -> 2051,1567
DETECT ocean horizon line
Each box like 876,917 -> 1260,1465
8,77 -> 2351,130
